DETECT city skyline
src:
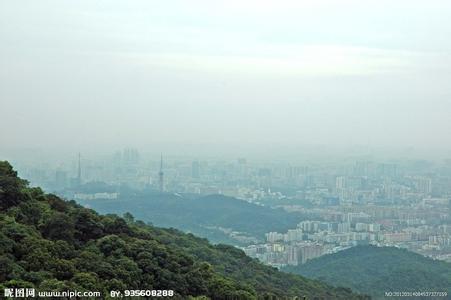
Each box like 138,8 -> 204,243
1,1 -> 450,298
1,1 -> 451,155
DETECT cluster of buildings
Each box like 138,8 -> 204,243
14,150 -> 450,204
11,150 -> 451,264
243,198 -> 451,267
243,241 -> 329,268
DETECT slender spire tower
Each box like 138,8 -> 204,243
77,152 -> 82,186
158,153 -> 164,192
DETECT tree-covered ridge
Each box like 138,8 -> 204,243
0,161 -> 367,299
80,192 -> 306,245
284,245 -> 451,299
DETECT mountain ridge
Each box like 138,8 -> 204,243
77,190 -> 307,245
0,161 -> 367,299
283,245 -> 451,299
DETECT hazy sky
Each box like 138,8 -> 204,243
1,0 -> 451,157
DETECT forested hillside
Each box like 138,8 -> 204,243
0,161 -> 367,299
284,245 -> 451,299
79,191 -> 306,245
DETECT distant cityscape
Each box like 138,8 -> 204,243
11,148 -> 451,267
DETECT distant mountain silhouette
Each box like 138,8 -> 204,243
284,245 -> 451,299
79,192 -> 307,245
0,161 -> 367,299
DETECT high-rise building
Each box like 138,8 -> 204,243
159,154 -> 164,192
286,229 -> 303,242
123,148 -> 140,165
416,177 -> 432,194
355,223 -> 369,232
368,223 -> 381,232
265,232 -> 284,243
298,243 -> 325,264
337,222 -> 351,233
192,160 -> 200,179
286,245 -> 299,266
77,152 -> 82,185
335,176 -> 346,189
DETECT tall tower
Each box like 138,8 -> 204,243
158,154 -> 164,192
77,152 -> 82,186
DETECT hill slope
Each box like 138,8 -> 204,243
78,191 -> 306,245
0,161 -> 367,299
284,245 -> 451,299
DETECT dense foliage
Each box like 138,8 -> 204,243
79,192 -> 306,245
284,245 -> 451,299
0,161 -> 367,299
